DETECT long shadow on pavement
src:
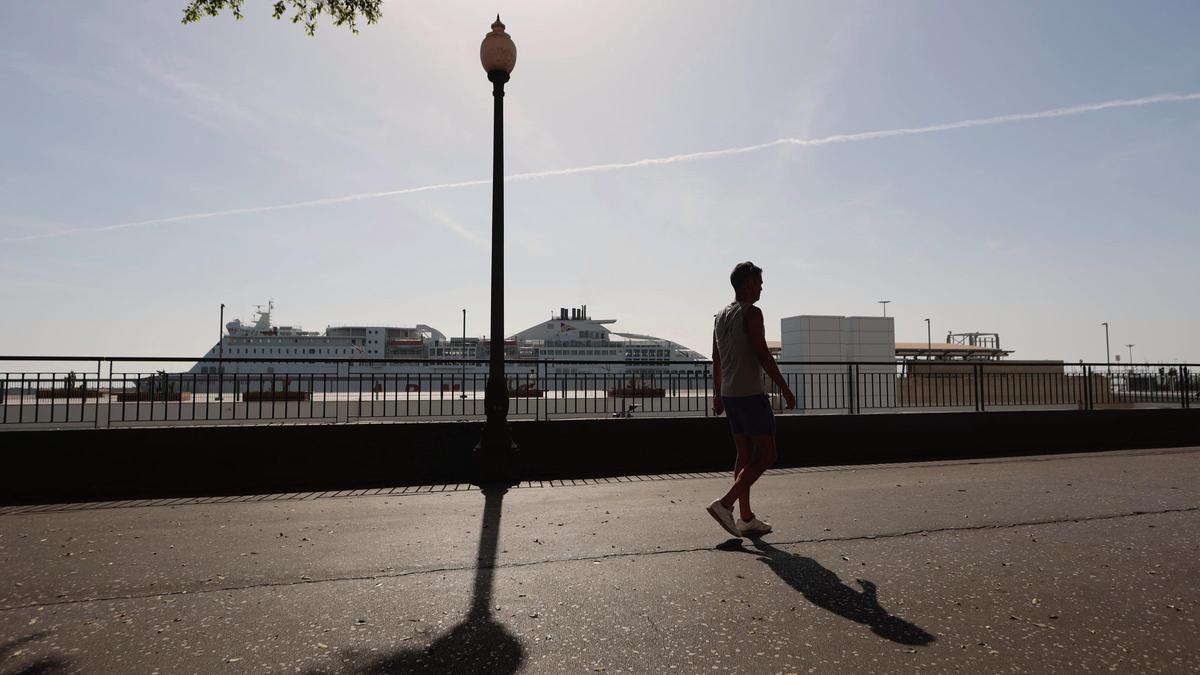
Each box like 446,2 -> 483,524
718,538 -> 936,646
0,631 -> 71,674
310,486 -> 525,674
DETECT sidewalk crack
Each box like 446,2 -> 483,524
0,505 -> 1195,613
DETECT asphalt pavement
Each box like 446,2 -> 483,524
1,447 -> 1198,673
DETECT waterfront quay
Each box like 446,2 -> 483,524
1,447 -> 1197,673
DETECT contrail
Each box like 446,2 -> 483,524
5,91 -> 1198,244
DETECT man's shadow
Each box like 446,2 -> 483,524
311,486 -> 525,674
718,538 -> 936,646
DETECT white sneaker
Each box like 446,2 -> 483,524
736,516 -> 772,537
706,499 -> 741,537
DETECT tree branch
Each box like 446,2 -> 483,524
181,0 -> 382,36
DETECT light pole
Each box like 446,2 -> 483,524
461,308 -> 468,399
878,300 -> 891,317
1126,343 -> 1135,366
475,16 -> 519,487
924,318 -> 931,359
1101,322 -> 1110,375
216,303 -> 225,400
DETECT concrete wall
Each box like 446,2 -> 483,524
906,360 -> 1066,375
891,372 -> 1128,409
3,409 -> 1198,504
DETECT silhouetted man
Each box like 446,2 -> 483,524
707,261 -> 796,537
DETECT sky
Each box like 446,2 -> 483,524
1,1 -> 1198,364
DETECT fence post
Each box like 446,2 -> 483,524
704,363 -> 710,417
540,360 -> 547,421
1182,365 -> 1190,410
93,359 -> 102,428
847,364 -> 856,415
337,361 -> 349,424
974,363 -> 984,412
1083,365 -> 1093,411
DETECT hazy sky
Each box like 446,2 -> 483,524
2,1 -> 1198,364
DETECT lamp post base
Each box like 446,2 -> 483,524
473,427 -> 520,489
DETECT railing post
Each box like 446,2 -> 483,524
337,361 -> 349,424
974,363 -> 984,412
1182,365 -> 1190,409
847,363 -> 856,415
93,359 -> 101,428
540,360 -> 547,421
704,363 -> 710,417
1083,365 -> 1093,411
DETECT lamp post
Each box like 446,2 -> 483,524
1101,322 -> 1110,375
461,308 -> 468,399
924,318 -> 931,359
475,16 -> 519,487
1126,343 -> 1135,365
216,303 -> 225,401
878,300 -> 891,317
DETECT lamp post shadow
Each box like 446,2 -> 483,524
0,631 -> 71,674
313,486 -> 525,674
718,538 -> 937,646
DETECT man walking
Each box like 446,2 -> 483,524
707,262 -> 796,538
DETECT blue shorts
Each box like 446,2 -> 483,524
722,394 -> 775,437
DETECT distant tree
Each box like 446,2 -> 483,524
181,0 -> 382,36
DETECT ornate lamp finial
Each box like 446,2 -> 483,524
481,16 -> 517,75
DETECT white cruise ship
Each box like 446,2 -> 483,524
187,302 -> 707,388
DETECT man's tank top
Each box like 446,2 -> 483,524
714,301 -> 765,397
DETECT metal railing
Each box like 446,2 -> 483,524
0,356 -> 1193,430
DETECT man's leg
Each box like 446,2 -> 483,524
732,435 -> 754,521
720,434 -> 777,510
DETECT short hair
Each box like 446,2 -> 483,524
730,261 -> 763,289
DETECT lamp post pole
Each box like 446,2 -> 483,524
476,16 -> 519,487
1126,343 -> 1135,366
878,300 -> 891,317
461,308 -> 467,399
216,303 -> 225,400
1102,322 -> 1110,375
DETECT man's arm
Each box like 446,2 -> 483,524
745,305 -> 796,407
711,332 -> 723,414
711,333 -> 723,391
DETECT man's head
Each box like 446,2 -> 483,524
730,261 -> 763,302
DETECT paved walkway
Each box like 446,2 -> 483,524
1,447 -> 1198,673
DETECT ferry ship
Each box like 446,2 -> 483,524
186,302 -> 707,389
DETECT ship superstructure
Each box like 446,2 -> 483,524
509,305 -> 707,371
189,303 -> 706,384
